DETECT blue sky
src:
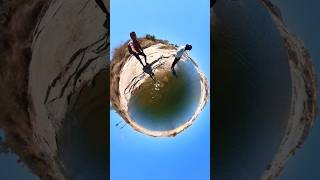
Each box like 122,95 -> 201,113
268,0 -> 320,179
110,0 -> 210,180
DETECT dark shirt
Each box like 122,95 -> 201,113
128,39 -> 143,54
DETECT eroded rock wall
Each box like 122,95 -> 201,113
0,0 -> 109,179
261,0 -> 317,179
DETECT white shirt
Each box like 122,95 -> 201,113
175,46 -> 187,59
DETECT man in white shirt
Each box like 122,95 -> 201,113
171,44 -> 192,76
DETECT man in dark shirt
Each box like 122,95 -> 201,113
128,32 -> 148,67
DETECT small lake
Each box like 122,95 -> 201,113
128,59 -> 201,131
213,0 -> 292,179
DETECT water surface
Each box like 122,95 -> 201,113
128,59 -> 201,131
213,0 -> 292,179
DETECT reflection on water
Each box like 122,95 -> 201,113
0,130 -> 39,180
128,59 -> 201,131
213,0 -> 291,179
59,70 -> 108,180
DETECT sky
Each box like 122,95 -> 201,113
110,0 -> 210,180
268,0 -> 320,179
0,129 -> 39,180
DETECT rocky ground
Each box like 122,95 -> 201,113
260,0 -> 317,179
0,0 -> 109,179
110,37 -> 209,137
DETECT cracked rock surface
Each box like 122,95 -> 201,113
0,0 -> 109,179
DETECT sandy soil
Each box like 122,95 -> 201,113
110,39 -> 209,137
260,0 -> 317,179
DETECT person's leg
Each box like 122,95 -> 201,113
133,53 -> 144,66
139,51 -> 147,64
171,57 -> 180,77
171,57 -> 180,69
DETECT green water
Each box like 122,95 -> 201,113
128,59 -> 201,131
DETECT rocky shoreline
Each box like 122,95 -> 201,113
260,0 -> 317,179
110,37 -> 209,137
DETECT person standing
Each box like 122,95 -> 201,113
128,32 -> 148,67
171,44 -> 192,76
